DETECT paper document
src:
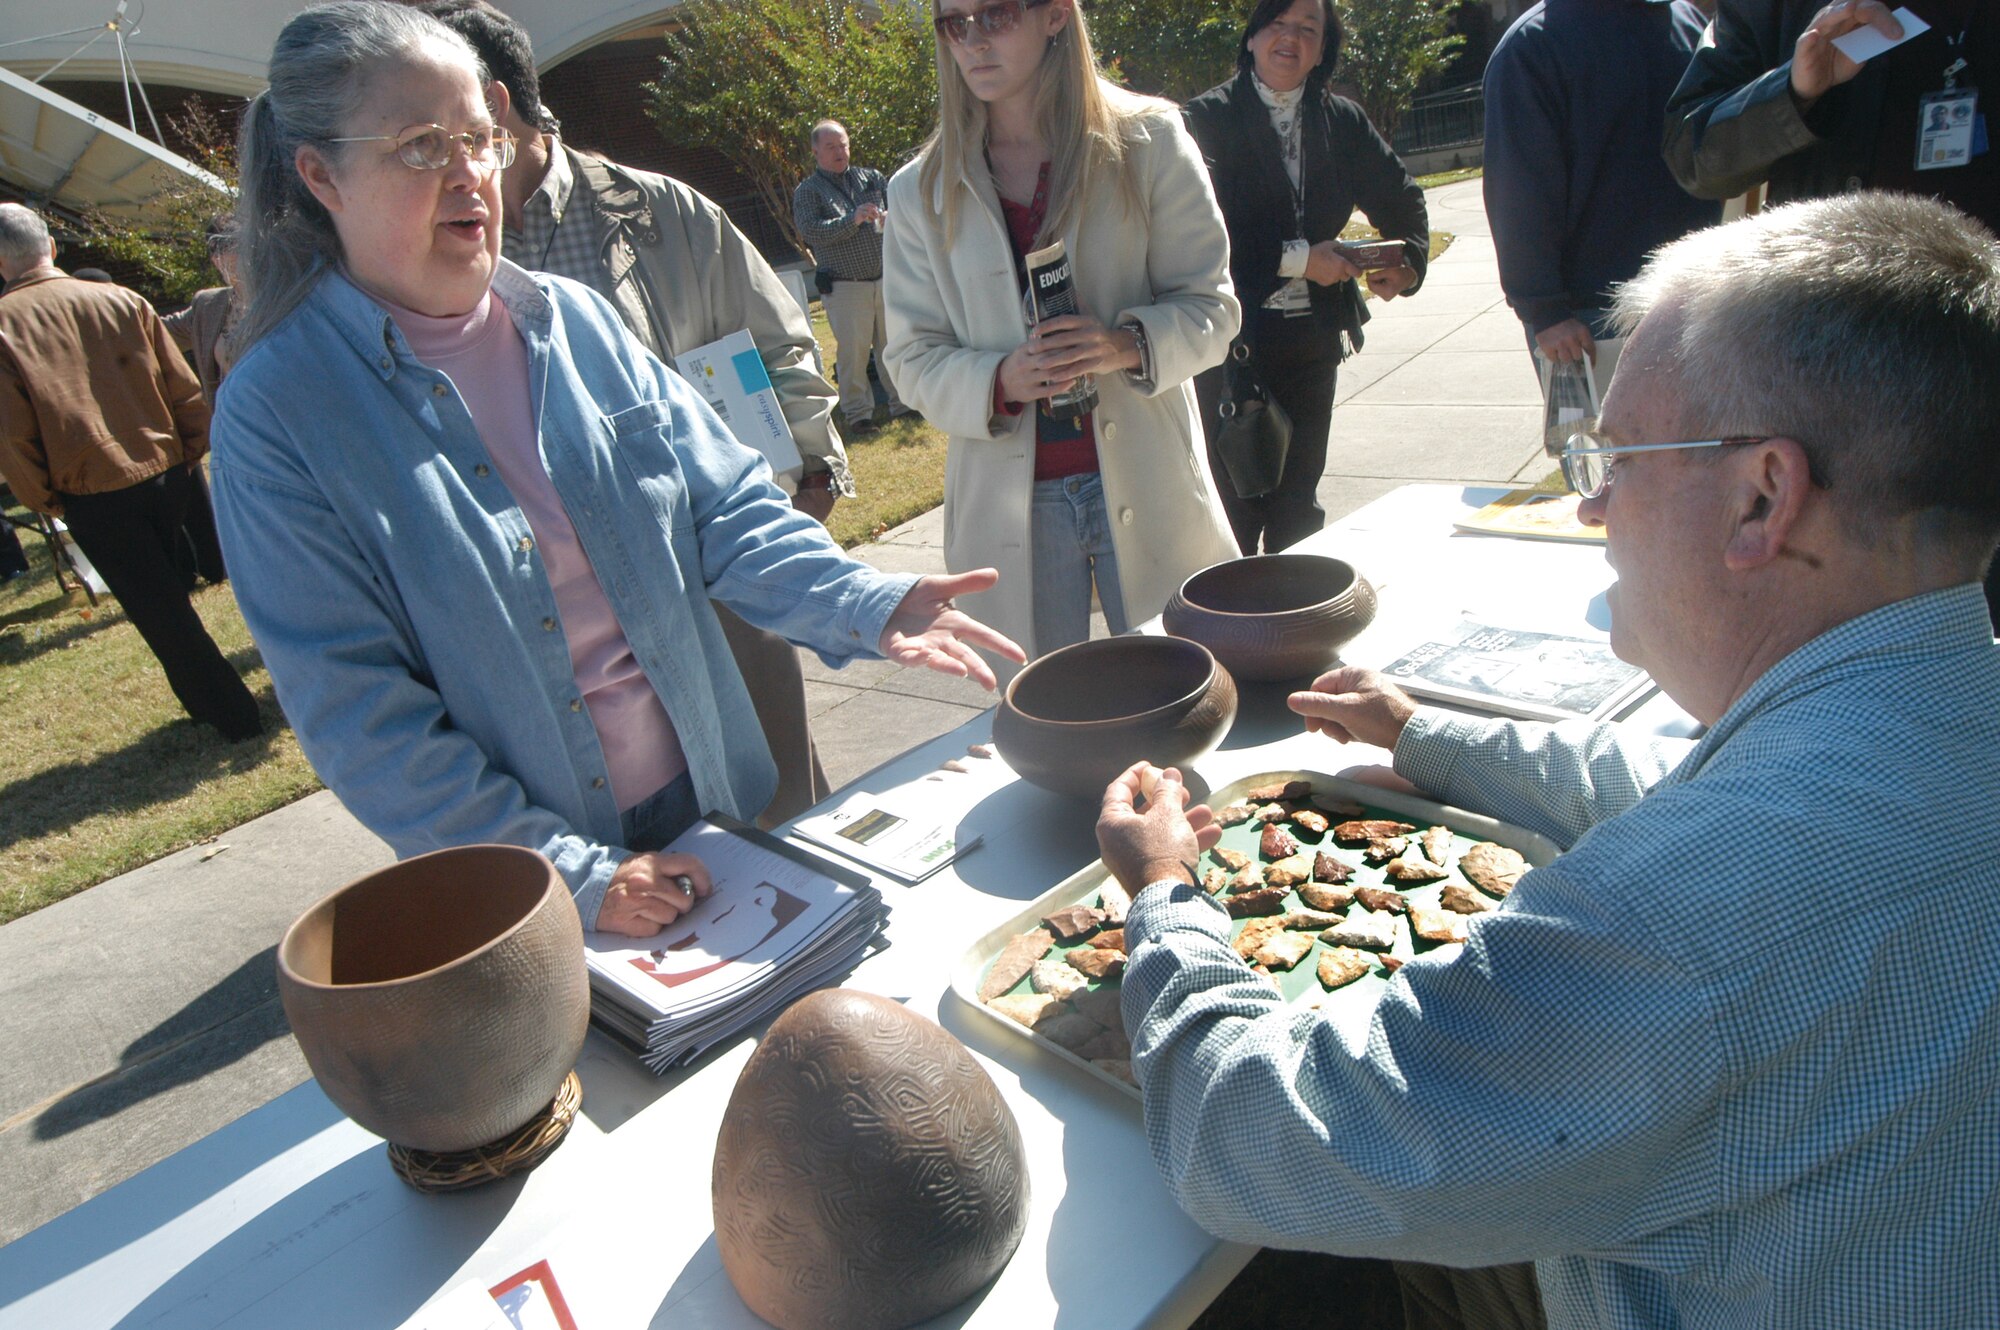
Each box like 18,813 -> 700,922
675,329 -> 804,479
1377,619 -> 1654,723
584,816 -> 887,1070
1831,7 -> 1928,62
1453,489 -> 1605,544
396,1283 -> 512,1330
794,790 -> 981,883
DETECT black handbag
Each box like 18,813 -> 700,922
1212,338 -> 1291,499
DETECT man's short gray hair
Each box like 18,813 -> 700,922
0,203 -> 52,264
1612,192 -> 2000,559
810,118 -> 846,148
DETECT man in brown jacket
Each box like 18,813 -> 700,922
0,203 -> 261,740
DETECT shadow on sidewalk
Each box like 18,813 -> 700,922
33,946 -> 291,1140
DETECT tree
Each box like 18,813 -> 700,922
647,0 -> 937,258
78,99 -> 236,309
1335,0 -> 1466,139
1084,0 -> 1244,103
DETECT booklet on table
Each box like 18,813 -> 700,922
584,816 -> 887,1071
1451,488 -> 1605,544
792,784 -> 988,876
1376,619 -> 1654,723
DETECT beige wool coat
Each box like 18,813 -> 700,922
882,106 -> 1242,667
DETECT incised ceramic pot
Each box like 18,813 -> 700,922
713,990 -> 1029,1330
276,844 -> 589,1154
1162,553 -> 1378,683
991,635 -> 1238,800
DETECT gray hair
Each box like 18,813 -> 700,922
0,203 -> 52,264
234,1 -> 484,350
809,119 -> 846,149
1612,192 -> 2000,564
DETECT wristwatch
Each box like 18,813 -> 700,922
1119,319 -> 1155,388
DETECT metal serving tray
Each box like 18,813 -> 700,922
949,769 -> 1562,1101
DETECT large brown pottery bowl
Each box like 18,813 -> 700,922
991,636 -> 1238,800
1162,553 -> 1378,683
275,845 -> 589,1154
713,990 -> 1029,1330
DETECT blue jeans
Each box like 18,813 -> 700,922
619,771 -> 701,852
1029,472 -> 1127,654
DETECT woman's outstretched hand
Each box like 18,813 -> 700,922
879,569 -> 1026,690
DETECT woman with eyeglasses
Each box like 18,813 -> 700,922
209,1 -> 1021,938
1184,0 -> 1428,555
882,0 -> 1242,669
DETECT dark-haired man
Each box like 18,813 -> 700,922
423,0 -> 851,826
1099,192 -> 2000,1329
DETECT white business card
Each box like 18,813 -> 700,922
1830,7 -> 1930,63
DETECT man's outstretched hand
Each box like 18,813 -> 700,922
879,568 -> 1026,690
1096,762 -> 1221,893
1288,666 -> 1419,749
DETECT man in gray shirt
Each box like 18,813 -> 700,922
794,120 -> 905,436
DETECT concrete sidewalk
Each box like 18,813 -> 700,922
0,179 -> 1550,1243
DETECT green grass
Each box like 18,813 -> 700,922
807,305 -> 950,549
827,413 -> 950,547
1414,165 -> 1483,189
0,514 -> 318,924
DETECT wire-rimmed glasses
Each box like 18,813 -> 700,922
1559,430 -> 1772,499
327,123 -> 517,172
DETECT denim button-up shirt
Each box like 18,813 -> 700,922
210,264 -> 915,926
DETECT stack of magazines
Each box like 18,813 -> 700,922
584,816 -> 888,1071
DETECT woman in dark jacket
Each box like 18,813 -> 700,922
1185,0 -> 1429,554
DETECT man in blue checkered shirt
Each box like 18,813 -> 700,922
1099,192 -> 2000,1330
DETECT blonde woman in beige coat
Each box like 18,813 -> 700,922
883,0 -> 1241,670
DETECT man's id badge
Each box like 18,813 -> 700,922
1917,88 -> 1978,170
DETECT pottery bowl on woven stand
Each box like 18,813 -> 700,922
276,844 -> 590,1156
1162,553 -> 1378,684
713,989 -> 1030,1330
991,635 -> 1238,800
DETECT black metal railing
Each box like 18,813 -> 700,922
1392,81 -> 1484,156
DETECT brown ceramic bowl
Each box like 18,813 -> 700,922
1162,553 -> 1378,683
992,636 -> 1237,800
276,845 -> 589,1154
713,990 -> 1029,1330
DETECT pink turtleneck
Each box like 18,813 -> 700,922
383,289 -> 686,811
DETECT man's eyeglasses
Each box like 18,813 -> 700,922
933,0 -> 1054,45
1559,431 -> 1771,499
328,124 -> 517,172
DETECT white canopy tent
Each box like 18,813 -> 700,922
0,63 -> 221,225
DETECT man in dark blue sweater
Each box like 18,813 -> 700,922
1483,0 -> 1721,388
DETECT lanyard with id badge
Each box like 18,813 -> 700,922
1917,25 -> 1987,171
